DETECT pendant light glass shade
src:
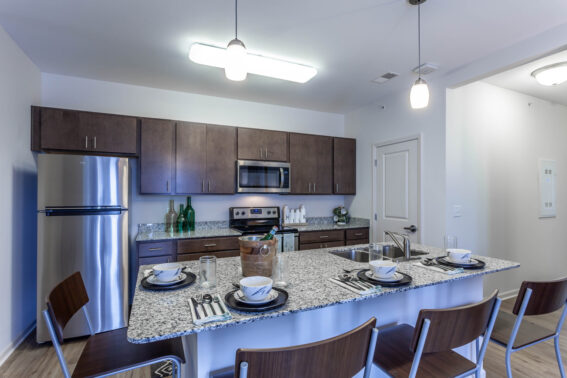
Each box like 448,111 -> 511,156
410,78 -> 429,109
225,38 -> 247,81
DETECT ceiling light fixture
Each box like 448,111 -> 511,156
225,0 -> 247,81
188,0 -> 317,83
409,0 -> 430,109
531,62 -> 567,86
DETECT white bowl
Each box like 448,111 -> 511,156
447,249 -> 472,263
369,260 -> 397,279
153,263 -> 182,282
240,276 -> 273,301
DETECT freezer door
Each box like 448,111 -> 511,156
36,211 -> 128,343
38,154 -> 128,209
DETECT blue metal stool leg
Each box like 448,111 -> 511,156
555,336 -> 565,378
505,346 -> 513,378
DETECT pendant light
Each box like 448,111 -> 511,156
225,0 -> 247,81
410,0 -> 430,109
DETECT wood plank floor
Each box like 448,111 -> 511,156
1,297 -> 565,377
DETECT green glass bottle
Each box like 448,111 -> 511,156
177,204 -> 188,233
184,196 -> 195,231
260,226 -> 278,240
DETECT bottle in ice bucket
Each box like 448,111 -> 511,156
260,226 -> 278,240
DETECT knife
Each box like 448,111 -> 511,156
191,297 -> 201,320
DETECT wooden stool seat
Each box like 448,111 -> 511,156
491,311 -> 556,349
373,324 -> 476,378
72,327 -> 185,378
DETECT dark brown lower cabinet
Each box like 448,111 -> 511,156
299,227 -> 369,251
300,241 -> 344,250
177,250 -> 240,262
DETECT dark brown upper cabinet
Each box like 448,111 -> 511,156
140,119 -> 174,194
175,123 -> 236,194
35,107 -> 137,155
290,133 -> 333,194
206,124 -> 236,194
333,137 -> 356,195
176,122 -> 207,194
237,128 -> 289,162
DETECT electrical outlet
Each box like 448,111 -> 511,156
452,205 -> 462,218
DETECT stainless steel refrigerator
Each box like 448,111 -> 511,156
36,154 -> 129,343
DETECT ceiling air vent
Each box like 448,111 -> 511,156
412,63 -> 438,75
371,72 -> 399,84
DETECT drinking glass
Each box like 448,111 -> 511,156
272,251 -> 289,288
369,243 -> 383,263
199,256 -> 217,289
444,235 -> 458,252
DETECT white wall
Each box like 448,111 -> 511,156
446,81 -> 567,295
344,82 -> 447,247
40,73 -> 346,237
0,26 -> 41,363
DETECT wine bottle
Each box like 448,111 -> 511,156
165,199 -> 178,233
260,226 -> 278,240
176,204 -> 188,233
184,196 -> 195,231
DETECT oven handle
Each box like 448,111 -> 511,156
280,167 -> 285,188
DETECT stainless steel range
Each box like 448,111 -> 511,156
229,207 -> 298,252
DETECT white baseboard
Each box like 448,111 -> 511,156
0,322 -> 36,367
498,288 -> 519,301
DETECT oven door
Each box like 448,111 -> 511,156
237,160 -> 290,193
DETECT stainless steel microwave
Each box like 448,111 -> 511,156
236,160 -> 291,193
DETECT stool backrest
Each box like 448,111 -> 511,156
513,277 -> 567,316
411,290 -> 499,353
235,317 -> 376,378
46,272 -> 90,343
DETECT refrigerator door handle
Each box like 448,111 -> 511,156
42,207 -> 126,216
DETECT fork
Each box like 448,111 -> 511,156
423,258 -> 455,271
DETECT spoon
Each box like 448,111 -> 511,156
213,296 -> 224,315
203,294 -> 216,315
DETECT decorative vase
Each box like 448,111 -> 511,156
165,200 -> 178,233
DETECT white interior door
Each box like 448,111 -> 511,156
373,138 -> 420,243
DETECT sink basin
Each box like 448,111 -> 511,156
329,245 -> 428,262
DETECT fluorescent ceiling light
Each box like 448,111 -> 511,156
531,62 -> 567,86
189,43 -> 317,84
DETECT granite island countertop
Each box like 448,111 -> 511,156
135,217 -> 370,242
127,243 -> 519,344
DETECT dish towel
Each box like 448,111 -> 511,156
413,262 -> 464,275
328,277 -> 382,295
189,294 -> 232,325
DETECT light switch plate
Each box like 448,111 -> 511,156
452,205 -> 462,218
538,159 -> 556,218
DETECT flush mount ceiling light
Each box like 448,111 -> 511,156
409,0 -> 430,109
531,62 -> 567,86
188,0 -> 317,83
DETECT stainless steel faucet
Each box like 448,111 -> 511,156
384,231 -> 411,260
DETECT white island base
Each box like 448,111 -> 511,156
183,276 -> 484,378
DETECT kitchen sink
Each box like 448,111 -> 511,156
329,245 -> 428,262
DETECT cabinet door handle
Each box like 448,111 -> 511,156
259,148 -> 263,159
166,180 -> 170,192
319,235 -> 329,239
85,136 -> 88,149
265,147 -> 268,159
208,180 -> 211,192
148,247 -> 163,251
313,183 -> 316,192
93,136 -> 97,149
202,180 -> 205,193
308,183 -> 311,193
354,233 -> 363,236
336,183 -> 339,192
203,243 -> 217,247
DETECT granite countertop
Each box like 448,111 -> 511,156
135,217 -> 370,242
127,243 -> 519,344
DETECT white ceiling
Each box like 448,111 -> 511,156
2,0 -> 567,114
484,49 -> 567,106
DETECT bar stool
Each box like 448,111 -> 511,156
219,317 -> 378,378
42,272 -> 185,378
373,290 -> 501,378
489,277 -> 567,378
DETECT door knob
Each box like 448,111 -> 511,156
403,225 -> 418,233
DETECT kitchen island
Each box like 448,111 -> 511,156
128,244 -> 519,377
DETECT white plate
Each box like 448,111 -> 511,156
365,270 -> 404,282
147,272 -> 187,286
446,256 -> 476,265
234,289 -> 278,305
